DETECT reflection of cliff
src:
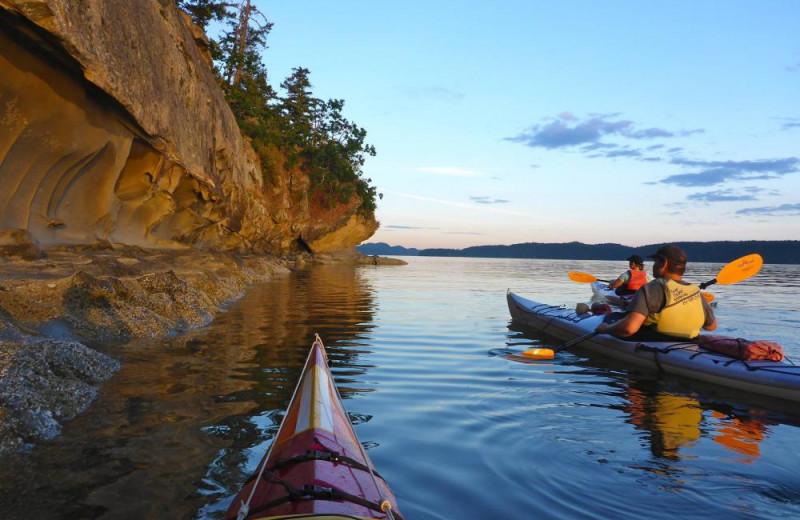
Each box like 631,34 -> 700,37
0,1 -> 376,254
622,380 -> 772,463
0,262 -> 378,518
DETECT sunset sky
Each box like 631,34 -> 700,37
250,1 -> 799,249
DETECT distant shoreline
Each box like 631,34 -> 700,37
357,240 -> 800,264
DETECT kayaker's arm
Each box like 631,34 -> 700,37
702,298 -> 717,331
595,311 -> 647,338
607,272 -> 626,290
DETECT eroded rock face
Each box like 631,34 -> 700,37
0,0 -> 377,255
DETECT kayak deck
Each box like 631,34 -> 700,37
507,291 -> 800,402
590,281 -> 633,308
226,335 -> 401,520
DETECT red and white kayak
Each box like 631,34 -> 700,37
225,335 -> 402,520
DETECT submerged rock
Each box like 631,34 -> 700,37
0,340 -> 120,455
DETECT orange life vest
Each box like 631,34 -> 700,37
626,270 -> 647,291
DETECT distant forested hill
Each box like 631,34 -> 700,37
418,241 -> 800,264
357,242 -> 420,256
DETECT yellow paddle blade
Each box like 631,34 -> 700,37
701,292 -> 714,303
568,271 -> 598,283
522,348 -> 555,360
717,254 -> 763,285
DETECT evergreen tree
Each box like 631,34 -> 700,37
175,0 -> 381,212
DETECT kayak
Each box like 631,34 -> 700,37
590,281 -> 633,308
225,335 -> 402,520
507,291 -> 800,402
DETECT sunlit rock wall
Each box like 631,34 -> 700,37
0,0 -> 377,254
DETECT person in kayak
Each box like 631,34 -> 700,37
606,254 -> 650,296
595,245 -> 716,340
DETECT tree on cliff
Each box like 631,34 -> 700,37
176,0 -> 380,213
178,0 -> 231,29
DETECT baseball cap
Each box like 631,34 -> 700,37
648,244 -> 687,267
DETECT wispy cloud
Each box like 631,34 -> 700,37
470,196 -> 510,204
385,190 -> 574,222
505,112 -> 702,150
776,117 -> 800,130
687,188 -> 760,202
658,157 -> 800,187
402,86 -> 465,103
736,203 -> 800,216
384,225 -> 439,230
413,166 -> 483,177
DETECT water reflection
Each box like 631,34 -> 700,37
623,382 -> 703,460
0,263 -> 379,520
505,322 -> 791,469
618,379 -> 775,464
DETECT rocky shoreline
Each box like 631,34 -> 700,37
0,246 -> 405,455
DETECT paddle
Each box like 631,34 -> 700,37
568,271 -> 612,284
698,253 -> 763,289
552,331 -> 599,354
568,270 -> 716,302
521,330 -> 600,358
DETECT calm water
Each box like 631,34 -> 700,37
1,257 -> 800,519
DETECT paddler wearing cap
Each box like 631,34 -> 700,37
595,245 -> 717,340
606,254 -> 652,296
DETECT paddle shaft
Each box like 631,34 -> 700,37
554,330 -> 600,353
699,278 -> 716,290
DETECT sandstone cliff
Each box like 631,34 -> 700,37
0,0 -> 378,255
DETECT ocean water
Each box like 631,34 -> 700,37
1,256 -> 799,519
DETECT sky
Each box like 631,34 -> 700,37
240,1 -> 799,249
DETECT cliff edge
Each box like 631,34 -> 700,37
0,0 -> 377,254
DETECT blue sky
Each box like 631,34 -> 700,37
246,1 -> 799,249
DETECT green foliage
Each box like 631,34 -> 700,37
175,1 -> 380,213
177,0 -> 231,29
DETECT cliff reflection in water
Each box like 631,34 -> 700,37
0,263 -> 378,520
200,263 -> 381,517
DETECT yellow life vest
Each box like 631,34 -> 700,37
643,278 -> 705,339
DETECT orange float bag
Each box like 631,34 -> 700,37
696,335 -> 785,362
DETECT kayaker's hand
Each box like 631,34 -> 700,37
595,322 -> 610,334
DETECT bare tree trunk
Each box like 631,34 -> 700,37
232,0 -> 252,87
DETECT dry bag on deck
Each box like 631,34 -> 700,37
696,335 -> 785,362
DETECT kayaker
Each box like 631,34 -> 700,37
606,254 -> 651,296
595,244 -> 716,340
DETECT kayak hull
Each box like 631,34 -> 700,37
507,291 -> 800,402
226,336 -> 400,520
